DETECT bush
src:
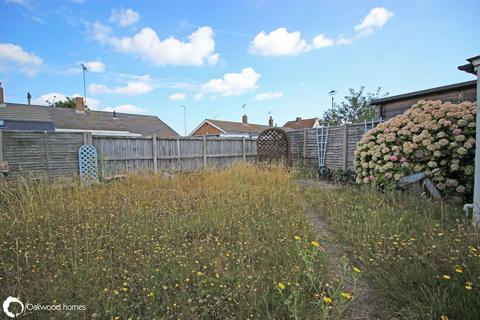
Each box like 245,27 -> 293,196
355,100 -> 476,198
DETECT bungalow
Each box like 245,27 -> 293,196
0,84 -> 178,137
189,115 -> 273,138
283,117 -> 321,130
371,80 -> 476,121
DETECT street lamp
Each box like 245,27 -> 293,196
328,90 -> 337,109
81,63 -> 88,107
181,105 -> 187,136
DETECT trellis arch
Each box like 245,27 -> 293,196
257,128 -> 291,164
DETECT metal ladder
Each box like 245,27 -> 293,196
316,125 -> 329,170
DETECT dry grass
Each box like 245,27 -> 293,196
304,185 -> 480,320
0,164 -> 357,319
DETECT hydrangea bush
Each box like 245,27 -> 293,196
354,100 -> 476,198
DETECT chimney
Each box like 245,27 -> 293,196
0,82 -> 4,106
75,96 -> 85,113
296,117 -> 302,122
242,114 -> 248,124
268,116 -> 274,127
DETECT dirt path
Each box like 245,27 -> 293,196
296,179 -> 393,320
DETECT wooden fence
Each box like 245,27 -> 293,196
288,123 -> 368,171
0,131 -> 257,180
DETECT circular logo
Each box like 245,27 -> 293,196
3,297 -> 24,318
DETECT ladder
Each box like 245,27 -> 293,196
316,125 -> 330,170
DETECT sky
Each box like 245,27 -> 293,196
0,0 -> 478,135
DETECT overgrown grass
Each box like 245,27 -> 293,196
0,164 -> 355,319
304,186 -> 480,319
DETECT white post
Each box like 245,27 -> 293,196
472,57 -> 480,228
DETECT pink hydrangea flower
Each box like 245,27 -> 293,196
453,128 -> 462,135
400,157 -> 407,163
443,120 -> 452,127
389,155 -> 398,161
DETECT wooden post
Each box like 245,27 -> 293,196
203,136 -> 207,169
342,124 -> 348,170
0,131 -> 3,162
176,138 -> 181,169
83,132 -> 92,145
303,128 -> 307,165
242,137 -> 246,161
152,134 -> 157,174
44,131 -> 49,175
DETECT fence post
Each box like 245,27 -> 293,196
152,134 -> 157,175
342,124 -> 348,170
176,138 -> 181,169
242,137 -> 246,161
203,136 -> 207,169
303,128 -> 307,165
0,131 -> 3,162
44,131 -> 49,175
83,132 -> 92,145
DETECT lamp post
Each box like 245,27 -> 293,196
328,90 -> 337,109
81,63 -> 87,107
181,105 -> 187,136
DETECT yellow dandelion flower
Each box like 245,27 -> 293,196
341,292 -> 352,300
147,292 -> 154,297
197,271 -> 204,276
112,290 -> 120,295
311,241 -> 320,248
455,267 -> 463,273
278,282 -> 286,290
294,235 -> 301,241
353,267 -> 361,273
465,285 -> 473,290
442,274 -> 451,280
322,296 -> 333,304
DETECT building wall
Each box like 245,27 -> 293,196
191,122 -> 223,136
379,86 -> 476,120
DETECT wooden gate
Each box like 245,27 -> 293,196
257,128 -> 291,164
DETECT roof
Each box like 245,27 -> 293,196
1,120 -> 55,131
0,103 -> 179,136
458,55 -> 480,75
283,118 -> 318,130
195,119 -> 270,135
371,80 -> 476,105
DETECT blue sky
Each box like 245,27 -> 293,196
0,0 -> 478,135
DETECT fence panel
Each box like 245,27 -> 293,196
0,131 -> 259,180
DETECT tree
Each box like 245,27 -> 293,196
48,97 -> 78,109
322,87 -> 388,125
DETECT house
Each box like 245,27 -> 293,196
0,84 -> 178,137
371,80 -> 476,121
283,117 -> 321,130
190,115 -> 273,138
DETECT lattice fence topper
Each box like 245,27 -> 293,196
257,128 -> 291,164
79,144 -> 98,183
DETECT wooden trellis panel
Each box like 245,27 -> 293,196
257,128 -> 291,164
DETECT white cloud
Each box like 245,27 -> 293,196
201,67 -> 260,96
20,67 -> 39,77
249,28 -> 310,56
354,7 -> 393,36
193,93 -> 203,101
169,92 -> 186,100
33,92 -> 100,109
312,34 -> 334,48
254,92 -> 283,101
5,0 -> 30,8
249,28 -> 335,56
0,43 -> 42,65
92,24 -> 219,66
88,79 -> 153,95
80,60 -> 105,72
336,35 -> 352,45
102,104 -> 145,114
109,8 -> 140,27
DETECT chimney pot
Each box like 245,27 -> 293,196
242,114 -> 248,124
296,117 -> 301,122
0,82 -> 4,105
75,97 -> 85,113
268,116 -> 273,127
